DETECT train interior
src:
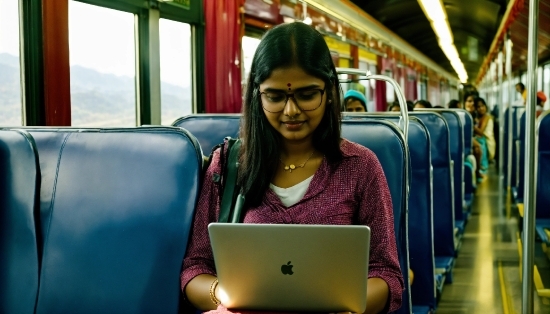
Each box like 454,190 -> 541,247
2,0 -> 550,313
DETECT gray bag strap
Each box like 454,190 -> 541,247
218,138 -> 244,223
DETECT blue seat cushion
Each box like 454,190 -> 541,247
412,305 -> 432,314
435,256 -> 454,274
455,219 -> 465,235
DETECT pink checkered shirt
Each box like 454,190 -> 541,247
181,139 -> 404,312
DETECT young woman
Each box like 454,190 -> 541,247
180,22 -> 403,314
474,98 -> 496,172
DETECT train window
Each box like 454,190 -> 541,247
242,36 -> 261,84
69,1 -> 136,127
0,0 -> 22,125
358,61 -> 373,112
159,19 -> 192,125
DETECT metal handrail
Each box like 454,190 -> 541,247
522,0 -> 540,312
336,67 -> 409,142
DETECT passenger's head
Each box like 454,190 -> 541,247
343,90 -> 367,112
516,83 -> 525,93
406,101 -> 414,111
413,99 -> 432,109
389,103 -> 401,112
475,97 -> 488,116
447,99 -> 461,109
537,91 -> 547,106
241,22 -> 342,205
463,92 -> 476,114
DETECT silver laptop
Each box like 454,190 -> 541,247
208,223 -> 370,313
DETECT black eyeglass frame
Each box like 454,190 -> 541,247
259,88 -> 326,113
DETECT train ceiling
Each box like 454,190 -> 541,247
350,0 -> 508,84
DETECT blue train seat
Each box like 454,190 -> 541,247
409,112 -> 455,288
518,111 -> 526,203
175,114 -> 412,314
534,112 -> 550,249
341,119 -> 411,314
0,130 -> 40,314
172,114 -> 240,154
436,110 -> 465,238
421,110 -> 465,245
8,127 -> 203,313
344,113 -> 436,312
455,109 -> 475,214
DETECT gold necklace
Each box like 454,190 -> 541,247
279,150 -> 315,173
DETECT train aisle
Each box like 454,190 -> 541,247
434,165 -> 549,313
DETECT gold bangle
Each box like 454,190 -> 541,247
209,278 -> 221,306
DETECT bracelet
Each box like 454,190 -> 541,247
209,278 -> 221,305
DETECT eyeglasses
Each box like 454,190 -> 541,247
259,88 -> 325,113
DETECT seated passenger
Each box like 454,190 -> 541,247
474,97 -> 496,174
464,92 -> 483,180
388,101 -> 413,112
413,99 -> 432,109
537,91 -> 546,118
447,99 -> 461,109
180,22 -> 404,314
344,89 -> 367,112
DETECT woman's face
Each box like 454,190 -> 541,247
465,96 -> 475,113
346,99 -> 365,112
259,66 -> 327,143
477,102 -> 487,115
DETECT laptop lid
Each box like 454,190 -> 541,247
208,223 -> 370,313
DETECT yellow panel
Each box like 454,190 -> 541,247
359,48 -> 377,64
338,58 -> 350,68
324,36 -> 350,56
518,203 -> 524,217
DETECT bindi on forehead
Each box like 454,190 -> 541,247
287,83 -> 291,91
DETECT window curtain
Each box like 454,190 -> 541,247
375,55 -> 388,111
204,0 -> 243,113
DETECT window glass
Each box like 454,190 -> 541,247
0,0 -> 22,125
242,36 -> 261,84
358,61 -> 373,112
69,1 -> 136,127
159,19 -> 192,125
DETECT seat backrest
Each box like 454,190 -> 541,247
424,110 -> 463,225
344,114 -> 435,309
518,111 -> 526,201
173,114 -> 241,154
0,130 -> 40,314
537,112 -> 550,219
341,119 -> 411,314
410,112 -> 456,257
19,127 -> 202,314
455,109 -> 473,156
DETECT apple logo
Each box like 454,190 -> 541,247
281,261 -> 294,275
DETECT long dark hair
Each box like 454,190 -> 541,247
239,22 -> 342,207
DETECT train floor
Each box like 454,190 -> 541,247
435,164 -> 550,313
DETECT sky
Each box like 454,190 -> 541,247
0,0 -> 20,55
0,0 -> 191,88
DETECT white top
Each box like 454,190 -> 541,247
270,175 -> 314,207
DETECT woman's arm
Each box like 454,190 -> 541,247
356,150 -> 404,313
474,115 -> 489,136
365,277 -> 390,314
181,149 -> 224,309
185,274 -> 220,311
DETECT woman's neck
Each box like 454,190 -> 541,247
280,139 -> 316,159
